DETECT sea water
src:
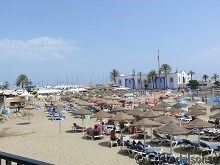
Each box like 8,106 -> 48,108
192,92 -> 220,106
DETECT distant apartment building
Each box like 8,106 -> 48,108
115,71 -> 191,90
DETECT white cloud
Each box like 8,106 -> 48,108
0,37 -> 79,60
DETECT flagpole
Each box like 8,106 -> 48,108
157,50 -> 161,89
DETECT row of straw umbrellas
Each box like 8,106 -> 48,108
73,104 -> 216,154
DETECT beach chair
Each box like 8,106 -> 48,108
84,128 -> 104,140
180,139 -> 199,151
200,129 -> 220,141
72,123 -> 86,132
172,137 -> 184,147
199,142 -> 220,157
151,131 -> 171,144
121,140 -> 136,156
134,143 -> 163,164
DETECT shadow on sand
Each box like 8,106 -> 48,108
17,122 -> 30,125
65,130 -> 83,134
98,141 -> 110,148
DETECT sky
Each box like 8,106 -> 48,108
0,0 -> 220,86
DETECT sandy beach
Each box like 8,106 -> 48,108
0,98 -> 219,165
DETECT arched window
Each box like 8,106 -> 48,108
118,80 -> 122,85
128,80 -> 131,84
138,78 -> 141,84
183,77 -> 185,83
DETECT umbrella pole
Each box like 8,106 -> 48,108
28,110 -> 30,124
59,119 -> 61,134
170,135 -> 173,154
82,116 -> 84,132
144,127 -> 146,148
101,118 -> 103,135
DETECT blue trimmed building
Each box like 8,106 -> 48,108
115,71 -> 191,90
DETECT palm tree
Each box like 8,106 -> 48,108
147,70 -> 157,89
132,69 -> 136,89
188,70 -> 195,80
212,74 -> 219,82
16,74 -> 29,88
142,79 -> 148,90
110,69 -> 120,84
202,75 -> 209,82
160,64 -> 172,89
137,72 -> 143,89
3,81 -> 9,89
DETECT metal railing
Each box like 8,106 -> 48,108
0,151 -> 53,165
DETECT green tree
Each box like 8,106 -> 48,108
110,69 -> 120,84
137,72 -> 143,89
202,75 -> 209,82
142,79 -> 148,90
132,69 -> 136,89
188,70 -> 195,80
16,74 -> 29,88
187,80 -> 199,89
212,74 -> 219,82
147,70 -> 157,89
213,81 -> 220,88
3,81 -> 9,89
160,64 -> 172,89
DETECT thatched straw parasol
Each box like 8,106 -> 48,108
92,111 -> 113,134
155,114 -> 179,124
127,108 -> 144,116
111,106 -> 128,113
184,118 -> 215,130
108,100 -> 121,106
157,102 -> 172,108
186,109 -> 207,116
189,104 -> 206,111
136,103 -> 152,109
111,112 -> 134,121
141,109 -> 162,119
173,102 -> 188,109
151,105 -> 168,112
155,121 -> 190,153
92,110 -> 113,118
184,118 -> 215,146
111,112 -> 135,138
74,108 -> 92,131
132,118 -> 161,148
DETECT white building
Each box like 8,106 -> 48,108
115,71 -> 191,90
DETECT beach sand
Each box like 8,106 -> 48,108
0,100 -> 219,165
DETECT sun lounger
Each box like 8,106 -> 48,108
134,143 -> 163,164
84,128 -> 104,140
151,131 -> 171,144
200,129 -> 220,141
199,142 -> 220,157
172,137 -> 184,147
72,123 -> 86,132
